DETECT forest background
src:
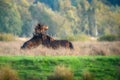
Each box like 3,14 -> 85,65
0,0 -> 120,39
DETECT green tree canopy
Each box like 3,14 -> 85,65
0,0 -> 22,35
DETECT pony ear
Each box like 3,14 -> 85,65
38,23 -> 41,26
35,24 -> 38,29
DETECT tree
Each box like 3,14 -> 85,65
29,3 -> 59,36
0,0 -> 22,35
38,0 -> 59,11
87,0 -> 97,36
15,0 -> 33,37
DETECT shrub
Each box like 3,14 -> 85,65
47,65 -> 73,80
98,34 -> 118,41
0,66 -> 19,80
116,67 -> 120,80
82,70 -> 94,80
62,34 -> 90,41
0,33 -> 15,41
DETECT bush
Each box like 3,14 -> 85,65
82,71 -> 94,80
0,66 -> 19,80
116,67 -> 120,80
0,33 -> 15,41
98,34 -> 118,41
62,34 -> 90,41
47,65 -> 73,80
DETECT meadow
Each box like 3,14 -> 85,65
0,56 -> 120,80
0,40 -> 120,80
0,39 -> 120,56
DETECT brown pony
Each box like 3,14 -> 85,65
21,34 -> 42,49
21,23 -> 49,49
39,33 -> 74,49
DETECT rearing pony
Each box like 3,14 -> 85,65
21,34 -> 42,49
21,23 -> 48,49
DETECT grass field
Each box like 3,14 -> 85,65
0,41 -> 120,56
0,56 -> 120,80
0,40 -> 120,80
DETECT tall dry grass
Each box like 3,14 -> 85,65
47,65 -> 73,80
82,70 -> 94,80
0,66 -> 19,80
0,33 -> 15,41
0,38 -> 120,56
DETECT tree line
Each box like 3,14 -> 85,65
0,0 -> 120,38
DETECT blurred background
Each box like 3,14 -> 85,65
0,0 -> 120,40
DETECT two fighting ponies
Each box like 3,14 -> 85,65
21,23 -> 74,49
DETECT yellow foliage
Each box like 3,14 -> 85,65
0,66 -> 19,80
48,65 -> 73,80
0,33 -> 15,41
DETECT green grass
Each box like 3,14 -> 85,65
0,56 -> 120,80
